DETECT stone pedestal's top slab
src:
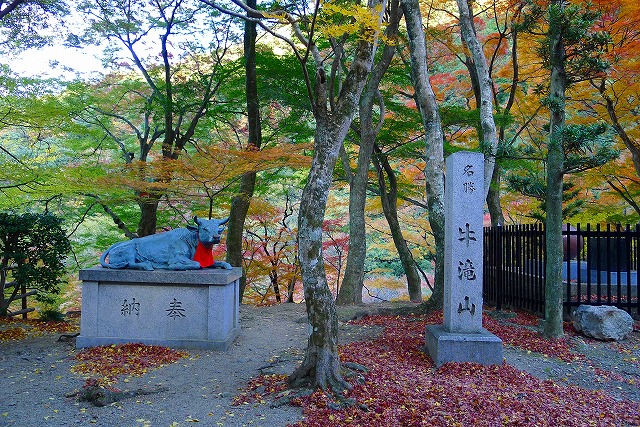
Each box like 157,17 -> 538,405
79,266 -> 243,285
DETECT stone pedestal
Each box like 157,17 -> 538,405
425,151 -> 502,367
77,267 -> 241,350
425,325 -> 503,368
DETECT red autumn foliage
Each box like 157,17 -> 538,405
72,343 -> 188,386
498,310 -> 539,327
0,326 -> 27,341
234,374 -> 290,406
33,320 -> 79,334
483,314 -> 584,363
0,317 -> 78,341
239,310 -> 639,427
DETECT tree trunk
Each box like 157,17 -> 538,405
543,0 -> 566,339
269,268 -> 282,303
291,0 -> 383,388
337,0 -> 402,306
401,0 -> 446,309
290,117 -> 353,392
455,0 -> 499,199
602,93 -> 640,177
0,252 -> 10,316
464,55 -> 505,226
373,148 -> 422,301
226,0 -> 262,302
286,263 -> 299,303
336,147 -> 368,304
226,173 -> 256,299
487,16 -> 523,227
137,198 -> 160,237
487,163 -> 505,226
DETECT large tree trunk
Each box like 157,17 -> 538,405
464,53 -> 504,226
373,147 -> 422,301
337,0 -> 402,306
455,0 -> 499,200
487,164 -> 505,226
290,0 -> 384,389
226,173 -> 256,299
226,0 -> 262,302
401,0 -> 446,309
543,0 -> 567,339
290,117 -> 353,392
137,198 -> 160,237
336,143 -> 369,304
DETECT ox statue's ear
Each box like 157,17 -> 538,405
193,216 -> 201,225
220,217 -> 229,225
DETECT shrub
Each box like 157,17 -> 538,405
0,213 -> 71,317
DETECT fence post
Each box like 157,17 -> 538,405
540,222 -> 546,316
496,225 -> 503,310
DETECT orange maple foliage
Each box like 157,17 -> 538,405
96,143 -> 311,205
565,0 -> 640,219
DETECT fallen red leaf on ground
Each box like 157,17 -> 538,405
483,313 -> 584,362
72,343 -> 188,386
0,317 -> 78,341
239,311 -> 639,427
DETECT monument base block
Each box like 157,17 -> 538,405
425,324 -> 503,368
76,267 -> 242,351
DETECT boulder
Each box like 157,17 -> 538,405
573,305 -> 634,341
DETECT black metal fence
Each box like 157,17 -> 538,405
483,223 -> 640,317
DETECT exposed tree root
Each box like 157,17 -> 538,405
56,332 -> 80,342
270,388 -> 314,408
74,384 -> 168,407
341,361 -> 368,384
421,297 -> 443,313
285,351 -> 372,410
288,347 -> 353,395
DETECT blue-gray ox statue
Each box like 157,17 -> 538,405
99,216 -> 233,271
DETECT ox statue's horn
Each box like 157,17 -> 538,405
220,217 -> 229,225
193,216 -> 201,225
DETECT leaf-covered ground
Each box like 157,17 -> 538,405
0,316 -> 188,389
72,343 -> 189,387
1,304 -> 639,426
0,304 -> 310,426
0,315 -> 79,341
237,309 -> 640,427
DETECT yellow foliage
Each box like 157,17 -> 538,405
364,275 -> 405,291
364,190 -> 383,212
247,198 -> 280,218
318,0 -> 386,43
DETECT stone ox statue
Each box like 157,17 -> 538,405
99,216 -> 232,271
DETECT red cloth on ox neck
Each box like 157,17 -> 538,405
193,239 -> 214,268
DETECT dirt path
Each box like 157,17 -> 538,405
0,303 -> 638,427
0,303 -> 386,427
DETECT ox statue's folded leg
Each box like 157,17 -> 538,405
209,261 -> 233,270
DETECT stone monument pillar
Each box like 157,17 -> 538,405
425,151 -> 503,367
